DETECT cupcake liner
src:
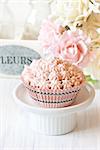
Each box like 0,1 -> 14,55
21,77 -> 84,108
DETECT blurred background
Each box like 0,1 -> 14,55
0,0 -> 53,40
0,0 -> 99,40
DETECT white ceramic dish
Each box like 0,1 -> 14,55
13,83 -> 95,135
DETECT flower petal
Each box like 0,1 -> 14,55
77,40 -> 88,55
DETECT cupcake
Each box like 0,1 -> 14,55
21,58 -> 85,108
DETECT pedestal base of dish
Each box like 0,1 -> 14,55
28,112 -> 77,135
13,83 -> 95,135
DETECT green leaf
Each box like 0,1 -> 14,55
85,75 -> 98,84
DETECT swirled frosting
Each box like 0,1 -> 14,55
21,58 -> 85,90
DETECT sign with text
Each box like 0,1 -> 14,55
0,45 -> 41,76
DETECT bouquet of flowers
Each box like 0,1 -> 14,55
38,0 -> 100,87
38,19 -> 92,66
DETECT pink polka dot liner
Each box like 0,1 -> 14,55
21,77 -> 84,108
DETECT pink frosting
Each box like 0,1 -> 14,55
21,58 -> 85,90
38,19 -> 92,68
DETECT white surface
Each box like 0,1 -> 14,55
13,83 -> 95,135
0,78 -> 100,150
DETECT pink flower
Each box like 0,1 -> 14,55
38,19 -> 92,68
38,19 -> 61,49
59,30 -> 92,67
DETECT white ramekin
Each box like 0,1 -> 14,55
13,83 -> 95,135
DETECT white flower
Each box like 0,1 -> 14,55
50,0 -> 90,23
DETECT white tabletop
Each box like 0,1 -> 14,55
0,78 -> 100,150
